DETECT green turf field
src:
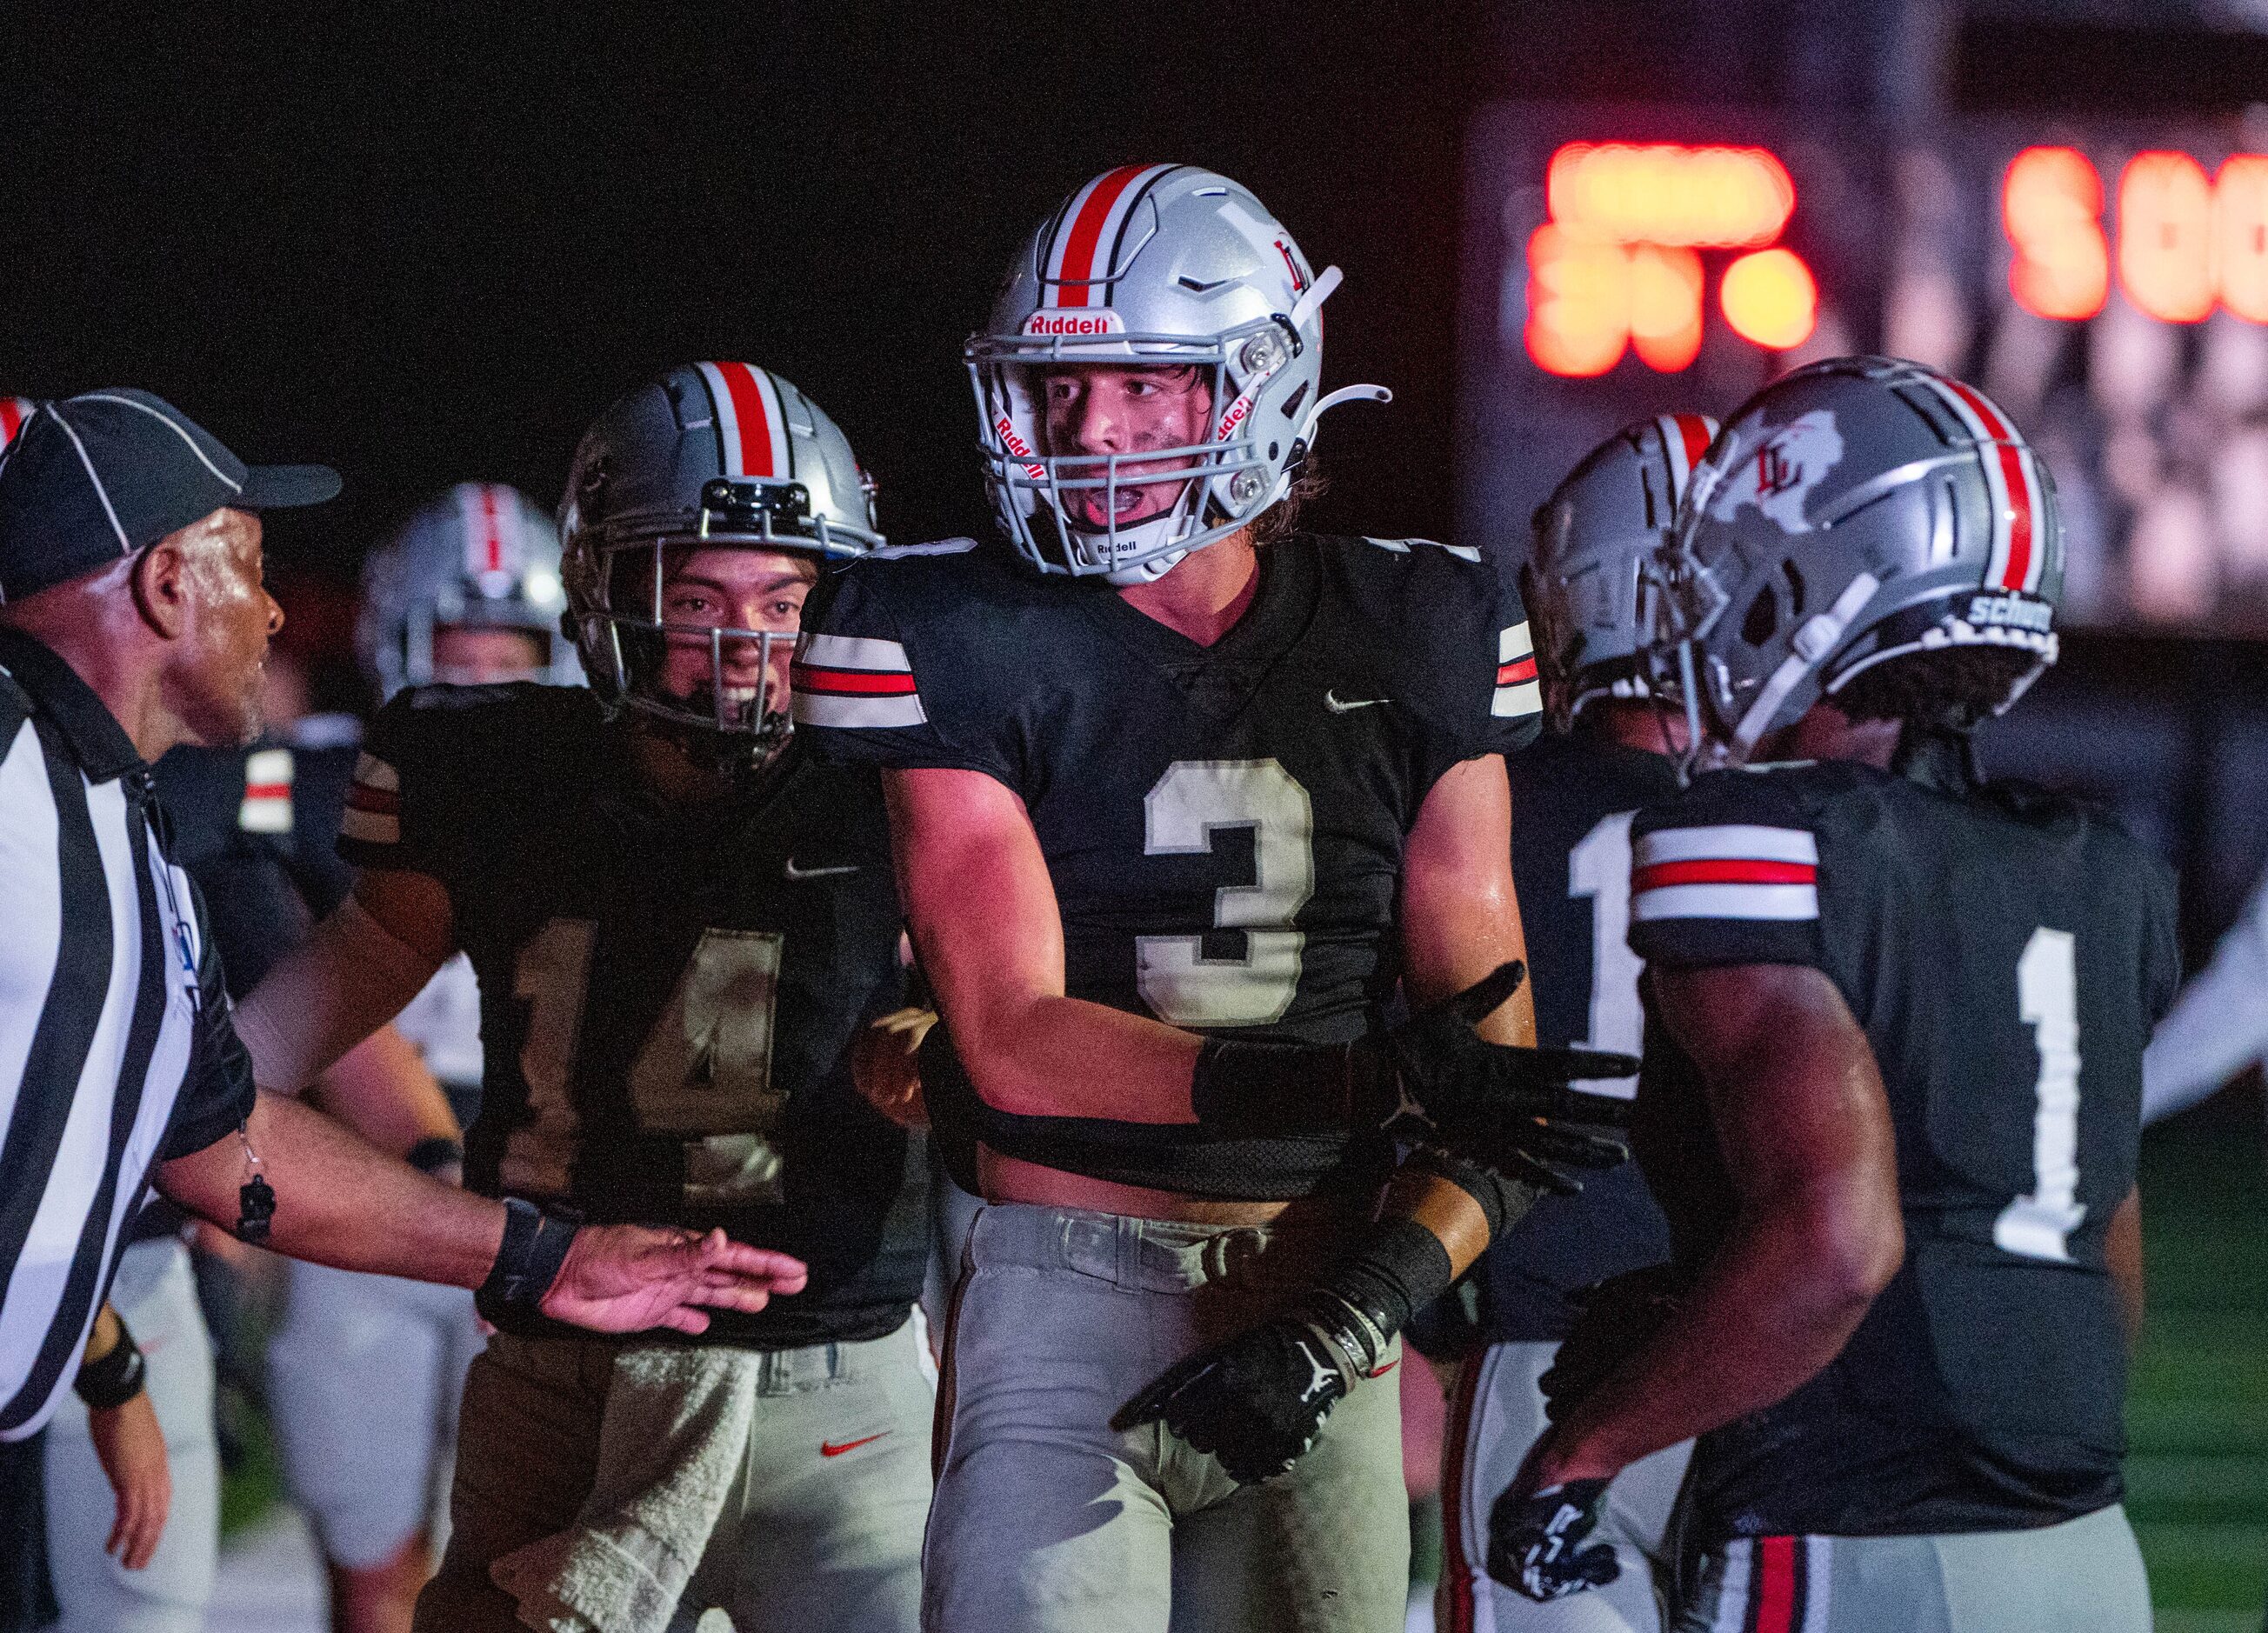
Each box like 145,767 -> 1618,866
2132,1094 -> 2268,1632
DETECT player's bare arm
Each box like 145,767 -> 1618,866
153,1090 -> 807,1334
1516,961 -> 1902,1491
2105,1183 -> 2145,1347
232,864 -> 456,1094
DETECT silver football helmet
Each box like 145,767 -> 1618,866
1531,413 -> 1717,724
966,164 -> 1388,584
559,362 -> 883,748
359,483 -> 579,699
1643,356 -> 2061,768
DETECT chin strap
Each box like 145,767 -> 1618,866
1287,264 -> 1344,335
1726,572 -> 1881,764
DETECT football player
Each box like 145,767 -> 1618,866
232,365 -> 934,1633
1491,357 -> 2171,1633
239,485 -> 569,1633
1437,417 -> 1717,1633
796,166 -> 1631,1633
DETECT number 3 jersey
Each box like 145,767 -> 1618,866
337,683 -> 924,1348
1627,756 -> 2181,1541
794,534 -> 1542,1199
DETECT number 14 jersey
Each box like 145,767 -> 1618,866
796,535 -> 1540,1194
1628,757 -> 2181,1540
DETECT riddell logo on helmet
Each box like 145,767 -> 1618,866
995,416 -> 1046,480
1215,392 -> 1256,441
1022,309 -> 1126,337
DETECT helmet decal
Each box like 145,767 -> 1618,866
1704,409 -> 1846,536
694,361 -> 792,481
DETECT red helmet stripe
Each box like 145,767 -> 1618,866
480,484 -> 504,575
696,362 -> 791,480
1674,413 -> 1714,480
0,398 -> 30,448
1051,165 -> 1153,307
1944,378 -> 2034,592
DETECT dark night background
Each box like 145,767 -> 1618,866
5,3 -> 2262,933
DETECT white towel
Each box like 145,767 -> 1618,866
491,1344 -> 763,1633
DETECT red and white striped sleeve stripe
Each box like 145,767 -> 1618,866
696,362 -> 792,480
1491,621 -> 1542,719
340,752 -> 401,846
1655,412 -> 1717,505
1042,164 -> 1177,306
790,632 -> 927,730
0,398 -> 32,449
1913,372 -> 2045,595
237,747 -> 295,836
1632,823 -> 1818,923
1707,1535 -> 1832,1633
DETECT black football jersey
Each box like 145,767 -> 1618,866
153,725 -> 361,996
1472,732 -> 1678,1343
796,534 -> 1541,1198
1627,757 -> 2181,1541
337,683 -> 923,1348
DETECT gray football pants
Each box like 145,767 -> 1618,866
1671,1503 -> 2151,1633
1438,1340 -> 1691,1632
414,1321 -> 933,1633
924,1202 -> 1410,1633
42,1237 -> 218,1633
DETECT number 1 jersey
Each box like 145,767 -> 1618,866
1628,757 -> 2180,1540
795,534 -> 1541,1197
337,683 -> 924,1347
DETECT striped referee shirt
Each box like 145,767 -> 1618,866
0,628 -> 251,1441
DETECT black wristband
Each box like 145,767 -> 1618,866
1317,1216 -> 1456,1363
476,1198 -> 580,1327
74,1325 -> 147,1410
1190,1037 -> 1389,1136
405,1136 -> 465,1176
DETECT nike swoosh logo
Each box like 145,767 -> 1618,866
784,859 -> 861,881
821,1432 -> 889,1457
1324,690 -> 1389,713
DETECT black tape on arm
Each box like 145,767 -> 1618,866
1189,1036 -> 1383,1136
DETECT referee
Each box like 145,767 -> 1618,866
0,390 -> 808,1475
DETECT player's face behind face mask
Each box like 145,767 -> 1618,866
641,544 -> 817,733
430,624 -> 547,688
1033,363 -> 1215,533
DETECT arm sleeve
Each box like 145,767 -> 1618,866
334,692 -> 455,877
1625,776 -> 1828,971
2143,867 -> 2268,1123
790,559 -> 1022,787
1391,541 -> 1543,773
160,876 -> 258,1159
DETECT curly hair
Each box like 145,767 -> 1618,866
1832,644 -> 2038,728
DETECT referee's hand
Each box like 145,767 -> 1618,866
537,1225 -> 809,1336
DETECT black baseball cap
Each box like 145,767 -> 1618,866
0,389 -> 340,603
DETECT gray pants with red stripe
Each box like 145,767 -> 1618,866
1438,1339 -> 1691,1632
1671,1503 -> 2150,1633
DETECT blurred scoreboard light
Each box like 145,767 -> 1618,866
1462,103 -> 2268,637
1524,143 -> 1810,375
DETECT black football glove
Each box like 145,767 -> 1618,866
1361,962 -> 1638,1193
1538,1264 -> 1682,1424
1487,1477 -> 1620,1603
1112,1290 -> 1384,1484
